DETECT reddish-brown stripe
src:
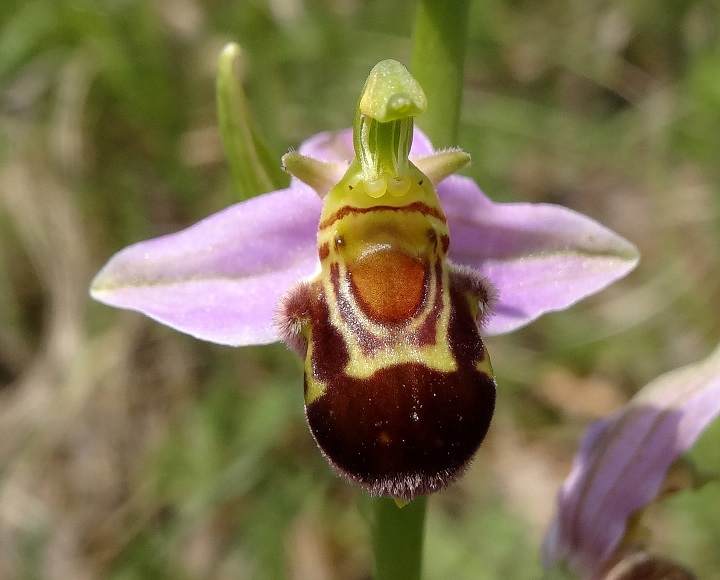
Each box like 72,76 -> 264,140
331,263 -> 385,355
413,260 -> 443,347
318,242 -> 330,261
440,234 -> 450,255
319,201 -> 446,231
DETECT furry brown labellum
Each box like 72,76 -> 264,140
277,60 -> 496,501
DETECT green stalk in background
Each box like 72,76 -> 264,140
411,0 -> 472,148
216,42 -> 287,200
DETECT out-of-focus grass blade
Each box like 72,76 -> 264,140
0,1 -> 56,86
216,42 -> 287,200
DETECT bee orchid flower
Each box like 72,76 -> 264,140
90,60 -> 638,500
542,344 -> 720,579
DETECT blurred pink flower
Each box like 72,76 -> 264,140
542,344 -> 720,579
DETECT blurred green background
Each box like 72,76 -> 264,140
1,0 -> 720,578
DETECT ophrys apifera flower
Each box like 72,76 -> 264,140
91,60 -> 638,501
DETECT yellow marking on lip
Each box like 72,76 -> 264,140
304,340 -> 327,405
476,352 -> 494,378
343,342 -> 457,379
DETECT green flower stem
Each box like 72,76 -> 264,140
411,0 -> 472,148
371,496 -> 428,580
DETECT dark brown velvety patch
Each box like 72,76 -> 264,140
306,276 -> 350,386
305,283 -> 495,500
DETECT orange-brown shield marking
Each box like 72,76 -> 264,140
348,249 -> 427,324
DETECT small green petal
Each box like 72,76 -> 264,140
413,149 -> 471,185
281,151 -> 347,197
